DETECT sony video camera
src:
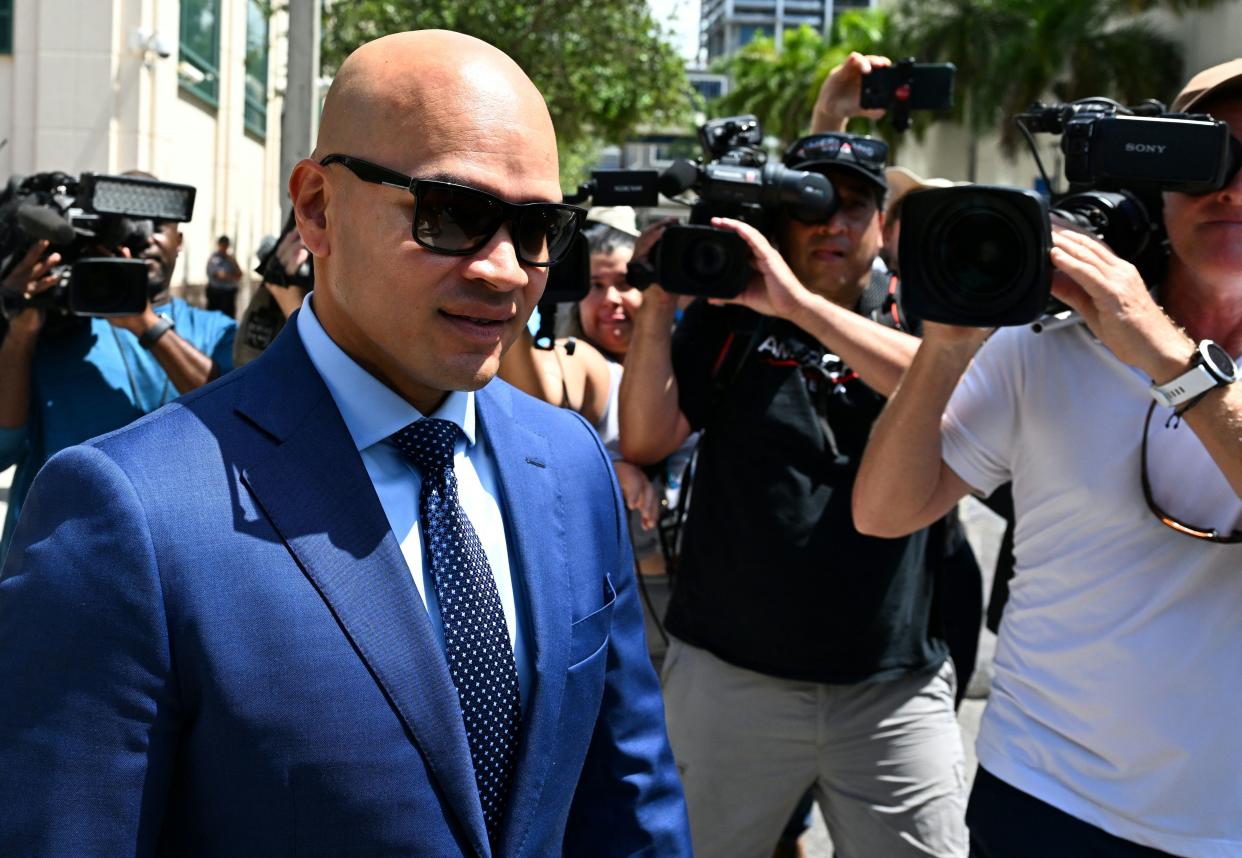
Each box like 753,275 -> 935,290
0,171 -> 196,320
898,98 -> 1241,327
651,115 -> 835,298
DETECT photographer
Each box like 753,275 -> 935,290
620,90 -> 967,856
234,224 -> 312,367
0,184 -> 235,565
854,61 -> 1242,855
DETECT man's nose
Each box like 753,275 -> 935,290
464,223 -> 530,292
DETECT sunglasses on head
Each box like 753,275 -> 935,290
784,134 -> 890,172
319,154 -> 585,267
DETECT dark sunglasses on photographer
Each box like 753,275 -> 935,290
319,154 -> 586,267
783,134 -> 890,172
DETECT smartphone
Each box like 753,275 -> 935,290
860,63 -> 955,111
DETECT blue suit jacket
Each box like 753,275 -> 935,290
0,322 -> 690,856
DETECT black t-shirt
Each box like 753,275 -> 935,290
666,300 -> 945,684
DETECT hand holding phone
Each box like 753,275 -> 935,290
860,60 -> 955,130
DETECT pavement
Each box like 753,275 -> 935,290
0,465 -> 1006,857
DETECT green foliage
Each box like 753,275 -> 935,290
887,0 -> 1229,154
711,11 -> 888,147
322,0 -> 692,191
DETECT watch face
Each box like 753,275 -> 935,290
1203,341 -> 1238,382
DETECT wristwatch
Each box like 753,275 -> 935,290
1149,340 -> 1237,408
139,313 -> 176,350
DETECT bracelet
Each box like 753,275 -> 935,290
139,314 -> 175,350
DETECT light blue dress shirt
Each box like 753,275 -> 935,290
296,294 -> 531,705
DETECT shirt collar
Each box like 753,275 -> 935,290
295,292 -> 476,452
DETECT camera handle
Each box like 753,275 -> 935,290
890,58 -> 916,133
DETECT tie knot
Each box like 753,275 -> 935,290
389,417 -> 462,474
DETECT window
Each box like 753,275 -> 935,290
0,0 -> 13,55
179,0 -> 220,105
692,79 -> 723,102
737,25 -> 770,47
244,0 -> 269,137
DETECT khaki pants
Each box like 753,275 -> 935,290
662,638 -> 968,858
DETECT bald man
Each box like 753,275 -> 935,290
0,31 -> 690,856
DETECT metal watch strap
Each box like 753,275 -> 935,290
139,314 -> 175,350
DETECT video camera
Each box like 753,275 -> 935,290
0,171 -> 196,320
558,115 -> 836,306
899,98 -> 1242,327
648,115 -> 837,299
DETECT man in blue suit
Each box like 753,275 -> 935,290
0,30 -> 690,856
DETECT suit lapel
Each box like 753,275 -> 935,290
235,325 -> 490,857
478,384 -> 573,857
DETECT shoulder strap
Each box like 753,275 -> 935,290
858,267 -> 908,332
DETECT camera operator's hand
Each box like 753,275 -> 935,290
266,228 -> 311,318
614,460 -> 660,531
811,52 -> 892,134
634,217 -> 677,266
2,240 -> 62,338
1050,229 -> 1193,380
707,217 -> 815,321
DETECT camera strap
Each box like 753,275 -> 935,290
859,266 -> 909,334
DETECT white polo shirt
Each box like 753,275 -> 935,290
943,322 -> 1242,857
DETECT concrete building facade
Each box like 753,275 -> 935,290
0,0 -> 294,303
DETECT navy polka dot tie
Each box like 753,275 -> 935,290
390,417 -> 521,842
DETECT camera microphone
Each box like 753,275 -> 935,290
658,160 -> 700,198
16,204 -> 76,245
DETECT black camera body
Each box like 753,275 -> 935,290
899,99 -> 1241,327
0,171 -> 196,320
1024,102 -> 1238,194
654,115 -> 835,298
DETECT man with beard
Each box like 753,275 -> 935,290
0,181 -> 235,565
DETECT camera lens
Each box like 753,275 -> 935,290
686,237 -> 728,279
936,209 -> 1027,303
656,224 -> 751,298
899,186 -> 1051,327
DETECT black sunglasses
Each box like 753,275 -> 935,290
320,154 -> 585,267
1141,401 -> 1242,543
784,134 -> 889,172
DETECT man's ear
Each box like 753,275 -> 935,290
290,159 -> 331,257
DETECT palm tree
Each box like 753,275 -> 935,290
712,11 -> 887,148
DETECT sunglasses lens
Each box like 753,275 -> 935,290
517,207 -> 577,265
415,184 -> 504,251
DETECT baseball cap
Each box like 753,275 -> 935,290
783,133 -> 889,192
884,166 -> 962,218
1171,58 -> 1242,113
584,205 -> 640,237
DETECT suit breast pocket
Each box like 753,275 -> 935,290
568,574 -> 616,667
